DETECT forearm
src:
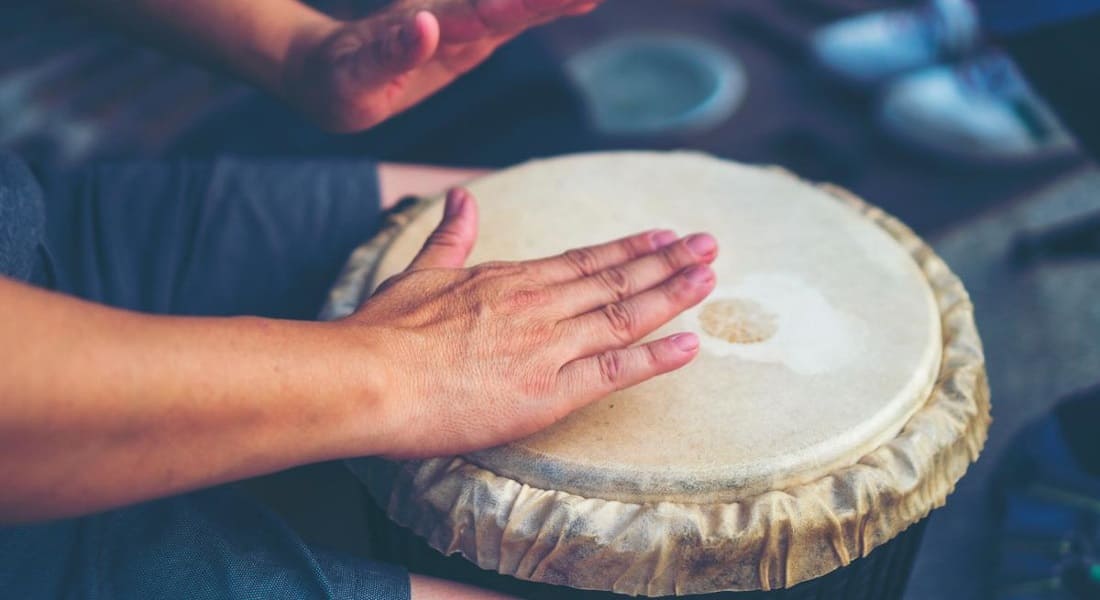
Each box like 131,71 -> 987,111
76,0 -> 339,93
0,278 -> 385,523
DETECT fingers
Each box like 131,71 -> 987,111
347,11 -> 440,87
525,229 -> 680,283
562,2 -> 601,16
556,332 -> 700,409
430,0 -> 603,42
551,234 -> 718,315
407,188 -> 480,270
564,264 -> 716,356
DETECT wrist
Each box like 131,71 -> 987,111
307,319 -> 405,459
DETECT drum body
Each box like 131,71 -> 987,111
324,152 -> 990,597
363,498 -> 928,600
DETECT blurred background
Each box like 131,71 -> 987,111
2,0 -> 1091,232
4,1 -> 1098,599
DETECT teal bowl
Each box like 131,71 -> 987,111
566,34 -> 748,136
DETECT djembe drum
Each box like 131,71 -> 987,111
321,152 -> 990,598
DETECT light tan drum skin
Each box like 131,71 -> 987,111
324,152 -> 990,597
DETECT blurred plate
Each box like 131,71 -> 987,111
566,34 -> 748,136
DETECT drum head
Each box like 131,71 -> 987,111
371,152 -> 942,503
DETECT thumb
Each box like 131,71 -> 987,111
407,188 -> 479,270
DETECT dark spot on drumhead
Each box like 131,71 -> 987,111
699,298 -> 778,344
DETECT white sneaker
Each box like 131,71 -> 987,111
811,0 -> 980,87
878,52 -> 1077,164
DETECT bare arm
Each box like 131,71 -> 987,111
410,575 -> 520,599
0,276 -> 386,522
77,0 -> 332,92
0,188 -> 716,523
79,0 -> 602,131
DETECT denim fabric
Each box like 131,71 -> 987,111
0,153 -> 49,284
36,156 -> 383,318
977,0 -> 1100,34
1,487 -> 410,600
0,154 -> 410,599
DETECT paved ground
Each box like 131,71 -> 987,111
910,169 -> 1100,600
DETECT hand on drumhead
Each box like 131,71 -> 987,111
347,188 -> 718,458
283,0 -> 603,132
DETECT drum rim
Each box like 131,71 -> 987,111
326,153 -> 990,595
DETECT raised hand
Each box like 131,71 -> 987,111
349,188 -> 718,458
283,0 -> 602,132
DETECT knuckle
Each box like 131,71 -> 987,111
601,302 -> 636,342
622,235 -> 651,259
658,245 -> 684,272
596,351 -> 625,387
644,344 -> 663,368
563,247 -> 601,277
468,265 -> 494,280
469,263 -> 502,281
502,287 -> 548,311
427,228 -> 466,250
661,279 -> 690,305
597,266 -> 633,302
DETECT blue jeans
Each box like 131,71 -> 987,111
0,155 -> 410,600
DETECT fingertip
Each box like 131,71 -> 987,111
443,187 -> 478,246
650,229 -> 678,250
409,189 -> 479,270
651,334 -> 700,374
669,332 -> 700,354
444,188 -> 467,219
684,233 -> 719,262
384,11 -> 437,70
411,10 -> 441,56
683,264 -> 717,289
565,2 -> 601,16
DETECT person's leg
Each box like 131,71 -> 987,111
1,486 -> 411,600
35,157 -> 381,318
1,157 -> 406,599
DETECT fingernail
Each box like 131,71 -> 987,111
686,234 -> 717,257
651,230 -> 677,249
684,265 -> 713,285
445,190 -> 466,218
671,333 -> 699,353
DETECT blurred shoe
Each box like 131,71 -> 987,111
992,387 -> 1100,599
878,52 -> 1077,164
811,0 -> 980,87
